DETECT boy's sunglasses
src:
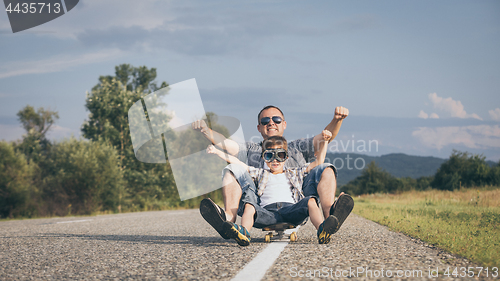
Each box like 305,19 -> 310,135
260,116 -> 283,126
262,148 -> 288,163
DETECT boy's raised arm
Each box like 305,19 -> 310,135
192,119 -> 240,156
312,106 -> 348,153
206,145 -> 249,171
306,130 -> 332,173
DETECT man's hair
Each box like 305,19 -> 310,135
262,136 -> 288,151
257,105 -> 285,124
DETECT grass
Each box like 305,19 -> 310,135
353,188 -> 500,267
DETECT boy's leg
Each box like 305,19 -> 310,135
303,163 -> 353,229
307,197 -> 323,230
222,203 -> 254,247
241,203 -> 256,231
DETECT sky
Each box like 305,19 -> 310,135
1,0 -> 499,161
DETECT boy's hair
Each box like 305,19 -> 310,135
262,136 -> 288,151
257,105 -> 285,124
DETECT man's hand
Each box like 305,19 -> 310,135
322,130 -> 332,141
192,119 -> 210,134
334,106 -> 349,120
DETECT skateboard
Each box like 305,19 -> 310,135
262,222 -> 299,243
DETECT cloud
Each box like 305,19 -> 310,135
418,110 -> 439,119
412,125 -> 500,150
418,110 -> 428,119
428,93 -> 482,120
0,49 -> 124,79
72,4 -> 380,57
489,108 -> 500,121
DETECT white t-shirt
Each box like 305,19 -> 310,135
259,173 -> 295,207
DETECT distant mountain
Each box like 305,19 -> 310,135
325,153 -> 447,186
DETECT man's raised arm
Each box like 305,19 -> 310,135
192,119 -> 240,156
313,106 -> 349,153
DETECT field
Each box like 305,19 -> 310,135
353,188 -> 500,267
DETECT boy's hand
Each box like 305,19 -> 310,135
333,106 -> 349,120
206,145 -> 217,154
322,130 -> 332,141
192,119 -> 209,134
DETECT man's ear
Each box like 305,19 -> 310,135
257,124 -> 262,134
282,120 -> 287,130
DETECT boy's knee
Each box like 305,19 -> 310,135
308,197 -> 318,206
244,203 -> 256,213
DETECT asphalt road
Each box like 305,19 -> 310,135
0,209 -> 482,280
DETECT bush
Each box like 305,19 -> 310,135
40,138 -> 125,216
0,141 -> 34,218
432,151 -> 492,190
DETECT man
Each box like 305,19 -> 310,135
192,106 -> 353,241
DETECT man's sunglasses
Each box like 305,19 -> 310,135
260,116 -> 283,126
262,148 -> 288,163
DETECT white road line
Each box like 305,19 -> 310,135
56,219 -> 92,224
230,241 -> 288,281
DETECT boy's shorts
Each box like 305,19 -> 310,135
238,196 -> 318,229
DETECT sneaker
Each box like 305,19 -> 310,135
317,215 -> 338,244
222,222 -> 251,246
199,198 -> 230,239
329,193 -> 354,233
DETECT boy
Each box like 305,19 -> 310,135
206,130 -> 338,246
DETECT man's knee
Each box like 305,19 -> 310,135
319,165 -> 336,183
222,169 -> 238,186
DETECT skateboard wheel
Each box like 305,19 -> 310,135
290,232 -> 297,242
265,234 -> 271,243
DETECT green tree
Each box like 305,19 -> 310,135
0,141 -> 34,218
81,64 -> 176,211
487,161 -> 500,186
341,161 -> 402,195
16,105 -> 59,163
40,138 -> 125,216
17,105 -> 59,138
432,150 -> 491,190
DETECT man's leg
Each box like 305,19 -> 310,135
303,163 -> 337,219
200,164 -> 254,239
316,167 -> 336,219
222,170 -> 242,223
